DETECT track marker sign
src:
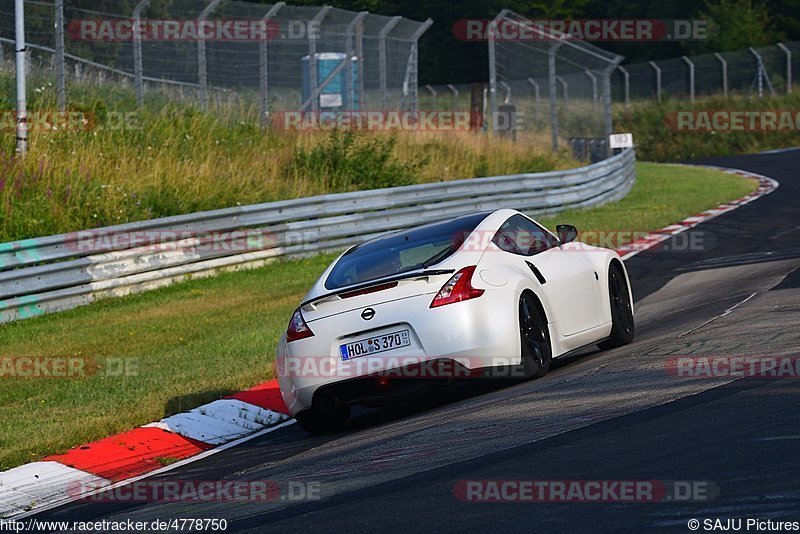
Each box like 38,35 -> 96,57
609,133 -> 634,149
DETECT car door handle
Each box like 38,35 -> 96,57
525,261 -> 546,284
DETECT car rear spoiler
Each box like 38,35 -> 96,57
301,269 -> 455,310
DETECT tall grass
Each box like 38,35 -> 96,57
614,91 -> 800,161
0,73 -> 575,242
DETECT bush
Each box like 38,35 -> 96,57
289,131 -> 423,190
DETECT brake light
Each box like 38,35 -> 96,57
430,266 -> 485,308
340,281 -> 398,299
286,308 -> 314,342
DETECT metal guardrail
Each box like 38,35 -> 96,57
0,148 -> 635,323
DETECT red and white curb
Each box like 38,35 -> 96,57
616,165 -> 779,259
0,380 -> 291,519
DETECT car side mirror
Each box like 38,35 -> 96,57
556,224 -> 578,244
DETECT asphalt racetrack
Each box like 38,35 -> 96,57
35,149 -> 800,533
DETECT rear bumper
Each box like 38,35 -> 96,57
277,289 -> 521,415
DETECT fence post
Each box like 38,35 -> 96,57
343,12 -> 366,110
649,60 -> 661,102
356,15 -> 365,109
308,6 -> 332,113
378,16 -> 401,109
425,85 -> 436,98
54,0 -> 66,111
499,81 -> 511,104
259,2 -> 285,129
132,0 -> 151,108
547,42 -> 562,152
776,43 -> 792,94
14,0 -> 27,154
749,47 -> 774,98
527,78 -> 540,125
402,18 -> 431,113
488,24 -> 498,124
713,52 -> 728,98
197,0 -> 222,110
603,60 -> 621,158
585,69 -> 598,110
447,83 -> 458,108
556,76 -> 568,102
617,65 -> 629,109
682,56 -> 695,101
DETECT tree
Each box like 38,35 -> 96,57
686,0 -> 783,53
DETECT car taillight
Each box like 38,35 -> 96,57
286,308 -> 314,342
430,265 -> 485,308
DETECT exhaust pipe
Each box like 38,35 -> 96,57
319,390 -> 341,412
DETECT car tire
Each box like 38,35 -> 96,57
598,262 -> 635,350
294,406 -> 351,434
519,292 -> 552,379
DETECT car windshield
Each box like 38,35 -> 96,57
324,212 -> 490,290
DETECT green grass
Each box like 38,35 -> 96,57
537,162 -> 757,239
0,162 -> 757,470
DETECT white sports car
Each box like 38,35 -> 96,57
277,209 -> 634,432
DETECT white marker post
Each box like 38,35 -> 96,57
15,0 -> 27,155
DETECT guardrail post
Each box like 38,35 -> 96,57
777,43 -> 792,94
713,52 -> 728,98
649,60 -> 661,102
307,6 -> 332,113
527,78 -> 540,125
617,65 -> 629,109
378,16 -> 401,109
682,56 -> 695,101
197,0 -> 222,110
585,69 -> 598,110
132,0 -> 151,108
54,0 -> 66,111
259,2 -> 285,129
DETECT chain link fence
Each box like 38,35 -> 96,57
485,9 -> 623,159
615,42 -> 798,105
0,0 -> 432,124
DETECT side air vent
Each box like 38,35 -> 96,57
525,261 -> 547,285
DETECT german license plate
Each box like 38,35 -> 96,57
340,329 -> 411,361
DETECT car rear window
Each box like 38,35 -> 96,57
325,212 -> 490,290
